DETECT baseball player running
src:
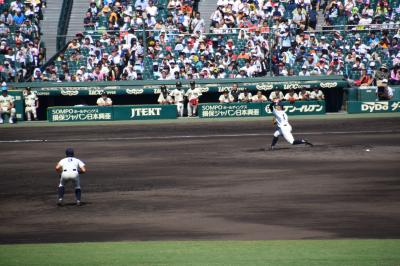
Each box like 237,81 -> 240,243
269,101 -> 313,150
55,148 -> 86,206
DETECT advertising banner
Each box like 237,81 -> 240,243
113,105 -> 177,120
347,101 -> 400,113
47,106 -> 113,122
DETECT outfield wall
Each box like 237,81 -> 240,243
47,101 -> 325,122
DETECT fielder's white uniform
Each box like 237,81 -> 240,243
186,87 -> 202,117
158,92 -> 173,104
238,92 -> 252,102
0,94 -> 16,123
24,92 -> 38,120
219,93 -> 234,103
96,97 -> 113,106
309,89 -> 324,100
58,157 -> 85,189
170,88 -> 185,117
272,104 -> 295,144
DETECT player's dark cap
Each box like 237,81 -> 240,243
223,89 -> 229,93
277,101 -> 284,107
160,85 -> 167,89
65,148 -> 74,157
189,81 -> 195,86
26,87 -> 31,90
176,81 -> 182,87
101,91 -> 107,95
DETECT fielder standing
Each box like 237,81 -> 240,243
55,148 -> 86,206
269,101 -> 313,150
170,81 -> 185,117
23,87 -> 39,121
186,81 -> 202,117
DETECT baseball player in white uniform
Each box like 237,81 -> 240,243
96,92 -> 113,106
23,87 -> 39,121
219,90 -> 235,103
158,85 -> 173,104
0,86 -> 16,124
55,148 -> 86,206
309,87 -> 325,100
269,101 -> 313,150
186,81 -> 202,117
238,89 -> 252,102
170,81 -> 185,117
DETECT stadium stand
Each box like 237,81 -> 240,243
0,0 -> 46,82
28,0 -> 400,85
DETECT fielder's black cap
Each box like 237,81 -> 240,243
65,148 -> 74,157
176,81 -> 182,87
160,85 -> 167,89
189,81 -> 195,86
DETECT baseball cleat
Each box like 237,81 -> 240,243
57,198 -> 63,206
304,140 -> 313,146
9,118 -> 14,124
269,146 -> 275,150
76,200 -> 81,206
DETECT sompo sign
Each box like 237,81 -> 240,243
47,105 -> 177,122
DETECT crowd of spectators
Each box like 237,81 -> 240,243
0,0 -> 46,82
23,0 -> 400,86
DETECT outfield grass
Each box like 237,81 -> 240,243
0,240 -> 399,266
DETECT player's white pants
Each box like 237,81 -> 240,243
25,106 -> 37,120
274,124 -> 294,144
59,171 -> 80,189
0,107 -> 16,118
176,102 -> 184,117
187,103 -> 198,117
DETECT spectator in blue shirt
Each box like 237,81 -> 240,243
13,10 -> 25,25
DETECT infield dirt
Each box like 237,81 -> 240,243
0,117 -> 399,243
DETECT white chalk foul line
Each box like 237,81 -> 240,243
0,130 -> 399,143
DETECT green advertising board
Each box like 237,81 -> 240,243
199,102 -> 262,118
48,106 -> 113,122
347,101 -> 400,113
47,105 -> 177,122
198,101 -> 326,118
357,86 -> 400,101
260,101 -> 325,116
113,105 -> 177,120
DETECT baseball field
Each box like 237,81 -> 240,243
0,114 -> 400,265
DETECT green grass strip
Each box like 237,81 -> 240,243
0,240 -> 399,266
